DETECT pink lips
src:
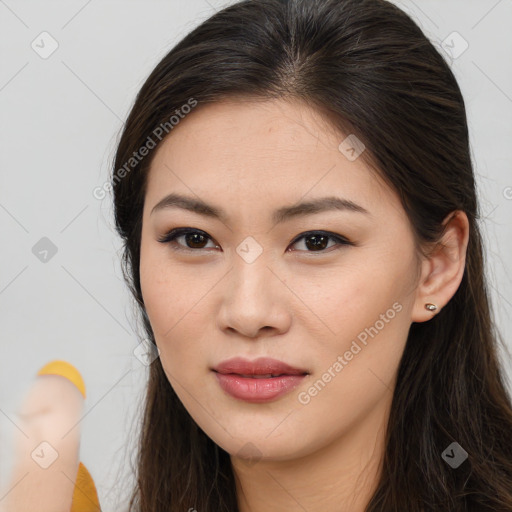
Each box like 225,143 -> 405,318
212,357 -> 309,403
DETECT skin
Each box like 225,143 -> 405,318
1,375 -> 82,512
139,97 -> 469,512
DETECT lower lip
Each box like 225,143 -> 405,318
214,372 -> 307,403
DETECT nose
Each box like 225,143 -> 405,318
217,256 -> 292,339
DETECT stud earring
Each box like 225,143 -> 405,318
425,303 -> 437,312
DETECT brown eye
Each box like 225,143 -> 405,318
158,228 -> 353,254
180,232 -> 208,249
157,228 -> 218,252
288,231 -> 353,253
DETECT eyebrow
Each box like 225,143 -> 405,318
150,192 -> 370,224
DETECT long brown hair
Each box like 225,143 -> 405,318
111,0 -> 512,510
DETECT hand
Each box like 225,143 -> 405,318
0,361 -> 101,512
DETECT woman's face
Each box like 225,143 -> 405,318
139,98 -> 422,463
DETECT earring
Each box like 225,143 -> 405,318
425,303 -> 437,312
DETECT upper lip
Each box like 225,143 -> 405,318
212,357 -> 309,376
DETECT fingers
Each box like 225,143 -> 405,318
0,361 -> 85,512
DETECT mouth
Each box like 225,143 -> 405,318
211,357 -> 309,403
212,372 -> 308,402
212,356 -> 309,377
217,372 -> 306,378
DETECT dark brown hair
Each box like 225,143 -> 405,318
111,0 -> 512,510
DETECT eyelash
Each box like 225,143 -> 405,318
157,227 -> 354,255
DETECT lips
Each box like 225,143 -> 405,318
212,357 -> 309,402
212,356 -> 309,377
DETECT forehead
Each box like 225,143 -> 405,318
144,98 -> 400,221
156,97 -> 347,161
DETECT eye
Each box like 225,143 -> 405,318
288,231 -> 354,253
157,228 -> 219,252
157,228 -> 354,254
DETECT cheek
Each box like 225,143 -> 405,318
285,250 -> 415,392
139,255 -> 210,370
285,258 -> 407,340
140,245 -> 187,332
292,300 -> 409,448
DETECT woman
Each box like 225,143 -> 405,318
110,0 -> 512,510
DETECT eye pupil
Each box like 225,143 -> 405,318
186,233 -> 207,248
305,234 -> 328,251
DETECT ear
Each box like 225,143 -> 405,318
411,210 -> 469,323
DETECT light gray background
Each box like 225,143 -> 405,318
1,0 -> 511,510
